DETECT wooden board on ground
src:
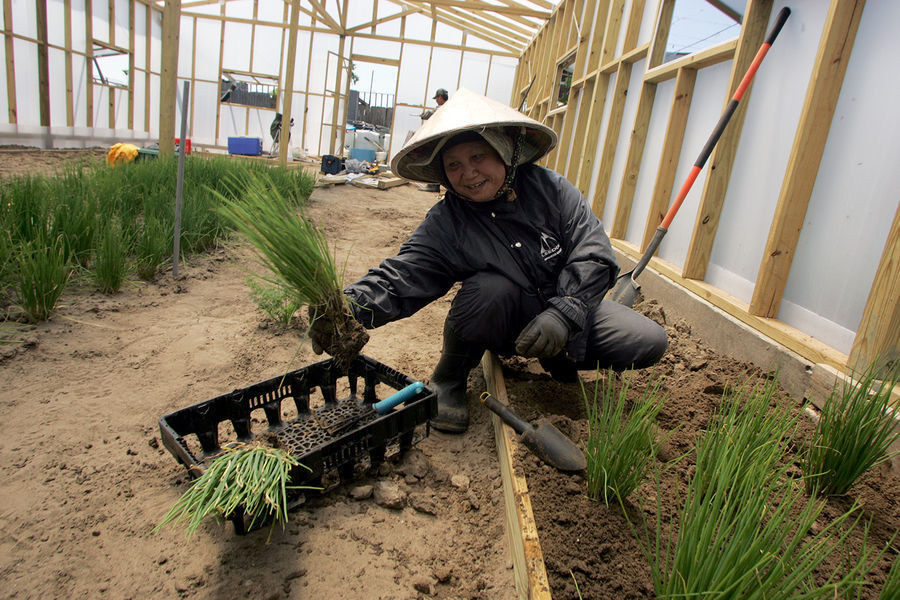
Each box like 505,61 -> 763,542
350,176 -> 408,190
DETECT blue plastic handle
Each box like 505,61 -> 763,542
374,381 -> 424,415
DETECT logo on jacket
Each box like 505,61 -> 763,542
540,232 -> 561,261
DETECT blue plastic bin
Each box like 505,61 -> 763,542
349,147 -> 376,163
227,137 -> 263,156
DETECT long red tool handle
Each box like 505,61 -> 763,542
619,6 -> 791,294
661,6 -> 790,230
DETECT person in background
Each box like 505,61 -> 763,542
312,89 -> 667,433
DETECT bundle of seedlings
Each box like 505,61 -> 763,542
154,435 -> 311,537
803,360 -> 900,497
217,174 -> 368,370
581,368 -> 665,506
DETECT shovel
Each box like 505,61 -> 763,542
611,7 -> 791,308
480,392 -> 586,472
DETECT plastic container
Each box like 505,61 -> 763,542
227,137 -> 263,156
158,355 -> 437,534
349,147 -> 376,163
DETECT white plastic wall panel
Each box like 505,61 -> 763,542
375,1 -> 402,38
178,19 -> 194,77
290,31 -> 312,92
435,22 -> 463,46
353,38 -> 401,61
308,35 -> 338,97
257,0 -> 286,23
192,18 -> 221,81
614,0 -> 634,60
72,56 -> 88,128
13,38 -> 40,125
706,1 -> 826,301
427,48 -> 462,103
459,52 -> 491,97
218,104 -> 247,140
222,21 -> 252,72
149,11 -> 161,74
91,0 -> 108,44
778,0 -> 900,354
133,71 -> 147,131
148,72 -> 160,137
485,56 -> 517,105
47,0 -> 66,47
403,13 -> 433,43
396,43 -> 430,106
48,47 -> 68,127
624,77 -> 674,246
304,93 -> 323,154
114,0 -> 129,47
134,5 -> 147,71
655,58 -> 730,268
638,0 -> 662,49
92,86 -> 108,127
388,104 -> 421,161
252,26 -> 284,77
0,36 -> 6,120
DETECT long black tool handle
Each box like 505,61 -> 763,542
481,392 -> 531,435
629,7 -> 791,283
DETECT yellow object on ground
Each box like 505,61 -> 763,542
106,143 -> 140,166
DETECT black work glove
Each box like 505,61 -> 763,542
514,307 -> 572,358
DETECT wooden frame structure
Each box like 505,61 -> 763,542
512,0 -> 898,376
2,0 -> 897,375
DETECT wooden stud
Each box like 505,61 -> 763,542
213,0 -> 226,145
64,0 -> 73,126
590,61 -> 631,217
621,0 -> 645,53
128,1 -> 136,130
245,0 -> 259,137
481,351 -> 552,600
187,16 -> 196,140
302,14 -> 316,153
85,0 -> 94,127
329,34 -> 347,156
849,201 -> 900,371
750,0 -> 865,317
158,0 -> 181,156
279,0 -> 300,164
683,0 -> 774,280
3,0 -> 16,123
106,0 -> 115,129
144,2 -> 152,133
36,0 -> 50,128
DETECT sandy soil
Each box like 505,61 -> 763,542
1,147 -> 896,600
1,148 -> 515,600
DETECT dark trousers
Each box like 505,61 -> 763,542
446,271 -> 667,371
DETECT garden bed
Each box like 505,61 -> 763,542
495,298 -> 899,599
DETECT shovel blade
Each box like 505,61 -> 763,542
610,271 -> 640,308
520,419 -> 586,472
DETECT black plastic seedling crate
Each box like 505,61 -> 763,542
158,354 -> 437,534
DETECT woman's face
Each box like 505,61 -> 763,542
441,140 -> 507,202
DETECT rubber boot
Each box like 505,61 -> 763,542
429,323 -> 484,433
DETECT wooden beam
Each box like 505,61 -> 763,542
590,61 -> 631,217
849,201 -> 900,371
144,2 -> 151,132
610,82 -> 656,239
64,0 -> 74,126
158,0 -> 181,155
426,0 -> 551,19
395,0 -> 526,54
213,0 -> 226,144
85,0 -> 94,127
107,0 -> 115,128
683,0 -> 774,280
350,53 -> 400,67
707,0 -> 743,23
481,351 -> 553,600
279,0 -> 300,164
611,239 -> 850,373
750,0 -> 865,317
128,0 -> 136,130
329,33 -> 347,156
36,0 -> 51,127
180,10 -> 332,33
350,27 -> 520,58
346,8 -> 417,33
643,38 -> 736,83
622,0 -> 645,53
307,0 -> 343,33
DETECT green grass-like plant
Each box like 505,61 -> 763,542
804,361 -> 900,497
649,376 -> 872,599
154,443 -> 311,538
881,551 -> 900,599
217,173 -> 368,369
93,217 -> 130,294
246,277 -> 302,326
16,238 -> 71,322
581,368 -> 665,506
134,213 -> 171,280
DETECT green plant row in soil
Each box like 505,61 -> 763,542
0,155 -> 316,322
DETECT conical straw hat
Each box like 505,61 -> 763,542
391,88 -> 557,183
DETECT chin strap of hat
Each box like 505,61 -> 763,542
492,127 -> 525,202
